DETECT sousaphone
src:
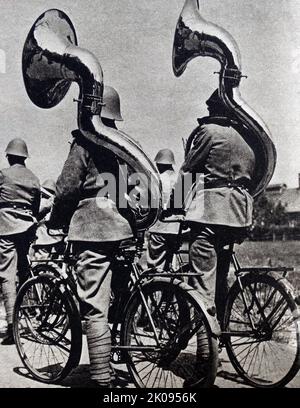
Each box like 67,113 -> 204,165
173,0 -> 277,197
22,9 -> 162,229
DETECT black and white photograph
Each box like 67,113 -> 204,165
0,0 -> 299,394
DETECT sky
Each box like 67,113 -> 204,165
0,0 -> 299,187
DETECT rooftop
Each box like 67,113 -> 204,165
278,188 -> 300,213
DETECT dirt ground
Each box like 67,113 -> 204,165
1,316 -> 300,389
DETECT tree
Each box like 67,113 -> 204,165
253,194 -> 287,228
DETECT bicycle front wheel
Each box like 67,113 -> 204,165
223,273 -> 300,388
13,274 -> 82,383
121,277 -> 218,388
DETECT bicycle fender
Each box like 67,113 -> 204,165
131,276 -> 221,337
227,273 -> 300,324
175,279 -> 222,337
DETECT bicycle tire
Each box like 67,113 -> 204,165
13,273 -> 82,384
121,277 -> 218,388
223,273 -> 300,388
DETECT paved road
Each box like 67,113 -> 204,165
1,317 -> 300,389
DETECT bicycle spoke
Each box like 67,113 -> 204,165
225,275 -> 300,387
14,275 -> 81,383
124,282 -> 217,388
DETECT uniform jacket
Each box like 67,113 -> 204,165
149,169 -> 180,234
181,117 -> 255,227
49,132 -> 133,242
0,164 -> 40,236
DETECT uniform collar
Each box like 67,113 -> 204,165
197,115 -> 238,127
10,163 -> 26,168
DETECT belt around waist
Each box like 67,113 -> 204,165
82,191 -> 110,200
204,178 -> 251,191
0,201 -> 33,211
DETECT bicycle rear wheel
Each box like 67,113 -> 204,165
13,274 -> 82,383
223,273 -> 300,388
121,277 -> 218,388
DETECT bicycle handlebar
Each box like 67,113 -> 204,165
159,213 -> 186,224
47,228 -> 68,238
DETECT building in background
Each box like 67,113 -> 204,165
266,174 -> 300,227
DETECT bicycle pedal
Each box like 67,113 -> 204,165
218,338 -> 226,351
111,350 -> 125,364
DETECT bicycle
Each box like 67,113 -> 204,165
169,225 -> 300,388
13,231 -> 219,388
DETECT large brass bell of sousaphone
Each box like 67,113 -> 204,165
23,10 -> 78,109
22,9 -> 162,230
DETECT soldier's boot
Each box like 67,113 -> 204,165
1,324 -> 14,345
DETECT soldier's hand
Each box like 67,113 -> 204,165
160,209 -> 185,222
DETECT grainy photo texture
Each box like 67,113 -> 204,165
0,0 -> 299,391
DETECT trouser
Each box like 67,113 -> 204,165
0,233 -> 31,325
72,241 -> 119,386
147,233 -> 178,271
188,223 -> 246,321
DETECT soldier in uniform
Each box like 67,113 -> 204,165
0,138 -> 40,344
147,149 -> 180,271
48,86 -> 133,387
178,89 -> 255,322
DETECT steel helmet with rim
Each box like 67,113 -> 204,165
101,85 -> 123,121
154,149 -> 175,165
206,89 -> 224,108
5,138 -> 29,158
42,179 -> 56,195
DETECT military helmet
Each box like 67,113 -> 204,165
206,89 -> 224,108
101,85 -> 123,121
42,179 -> 56,195
5,138 -> 29,158
154,149 -> 175,165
